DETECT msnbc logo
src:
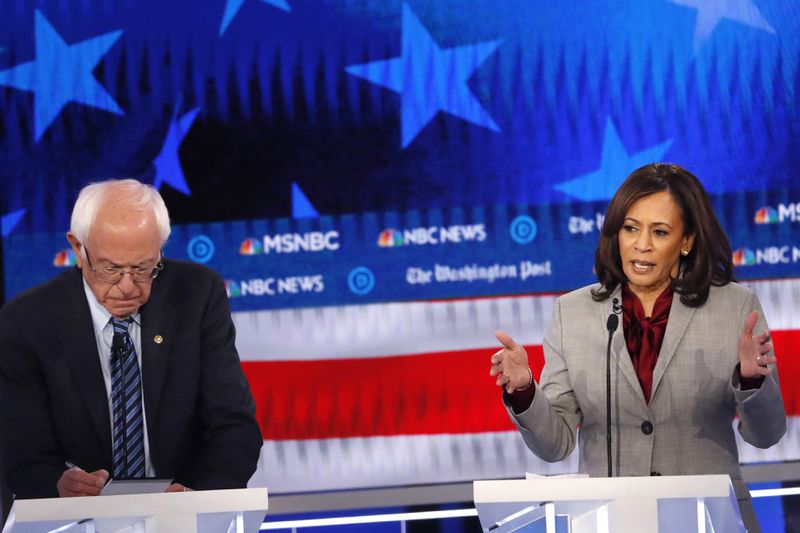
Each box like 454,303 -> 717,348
224,280 -> 242,298
377,229 -> 404,247
53,249 -> 77,267
239,238 -> 263,255
754,207 -> 779,224
732,248 -> 756,266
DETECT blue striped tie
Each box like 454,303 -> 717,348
110,317 -> 146,478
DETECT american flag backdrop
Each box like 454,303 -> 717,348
1,0 -> 799,501
238,277 -> 800,493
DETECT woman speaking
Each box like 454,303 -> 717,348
489,163 -> 786,532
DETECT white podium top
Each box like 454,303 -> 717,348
473,475 -> 743,533
474,474 -> 732,503
5,487 -> 269,533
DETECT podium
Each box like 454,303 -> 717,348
473,475 -> 744,532
2,487 -> 268,533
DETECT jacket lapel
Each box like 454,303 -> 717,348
651,291 -> 695,400
60,269 -> 112,457
139,277 -> 175,432
602,286 -> 647,406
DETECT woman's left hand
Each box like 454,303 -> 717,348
738,311 -> 776,379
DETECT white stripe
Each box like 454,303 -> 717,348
751,487 -> 800,498
261,508 -> 478,529
744,278 -> 800,331
233,278 -> 800,361
233,296 -> 555,360
258,431 -> 576,494
257,417 -> 800,494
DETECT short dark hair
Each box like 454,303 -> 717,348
592,163 -> 733,307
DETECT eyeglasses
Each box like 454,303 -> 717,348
83,247 -> 164,284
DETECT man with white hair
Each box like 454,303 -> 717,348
0,179 -> 262,498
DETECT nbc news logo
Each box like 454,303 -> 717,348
733,246 -> 800,266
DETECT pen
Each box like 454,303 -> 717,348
65,460 -> 84,471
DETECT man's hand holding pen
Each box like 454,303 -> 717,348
57,462 -> 109,497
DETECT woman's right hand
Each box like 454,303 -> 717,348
489,330 -> 532,393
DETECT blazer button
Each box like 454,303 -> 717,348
650,471 -> 661,476
641,420 -> 654,435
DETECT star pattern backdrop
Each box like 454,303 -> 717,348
2,0 -> 800,508
0,0 -> 798,226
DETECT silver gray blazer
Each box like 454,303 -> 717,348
505,282 -> 786,531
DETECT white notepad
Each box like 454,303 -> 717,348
101,478 -> 172,495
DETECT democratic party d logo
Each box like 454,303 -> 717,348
509,215 -> 537,244
348,266 -> 375,295
187,235 -> 215,263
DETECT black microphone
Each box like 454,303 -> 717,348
605,312 -> 619,478
612,297 -> 622,315
111,333 -> 124,356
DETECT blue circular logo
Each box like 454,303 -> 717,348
510,215 -> 538,244
187,235 -> 215,263
348,266 -> 375,296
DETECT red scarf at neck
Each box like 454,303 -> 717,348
622,284 -> 674,404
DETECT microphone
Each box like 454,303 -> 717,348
612,297 -> 622,315
111,333 -> 124,359
605,312 -> 619,478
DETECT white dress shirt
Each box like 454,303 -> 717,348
82,279 -> 155,477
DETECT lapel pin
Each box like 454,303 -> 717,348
154,335 -> 164,344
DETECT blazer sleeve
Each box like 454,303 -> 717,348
0,304 -> 65,498
502,297 -> 583,462
179,274 -> 263,490
730,289 -> 786,448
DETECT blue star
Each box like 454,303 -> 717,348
219,0 -> 291,36
0,10 -> 122,141
670,0 -> 775,52
152,106 -> 201,196
1,209 -> 26,237
292,182 -> 319,219
346,4 -> 501,148
554,119 -> 673,201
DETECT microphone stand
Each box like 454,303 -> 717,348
606,302 -> 620,478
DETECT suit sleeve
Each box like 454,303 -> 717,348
502,297 -> 583,462
0,305 -> 64,498
181,275 -> 263,490
731,290 -> 786,448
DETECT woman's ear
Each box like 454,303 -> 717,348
682,234 -> 695,255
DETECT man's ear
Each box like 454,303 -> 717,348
66,233 -> 84,269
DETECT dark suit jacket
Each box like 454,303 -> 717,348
0,259 -> 263,499
0,440 -> 9,525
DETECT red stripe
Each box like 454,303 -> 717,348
242,330 -> 800,440
773,330 -> 799,416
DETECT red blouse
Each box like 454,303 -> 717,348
622,284 -> 674,404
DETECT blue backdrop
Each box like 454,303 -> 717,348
1,0 -> 799,300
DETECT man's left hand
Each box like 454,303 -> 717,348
165,483 -> 192,492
